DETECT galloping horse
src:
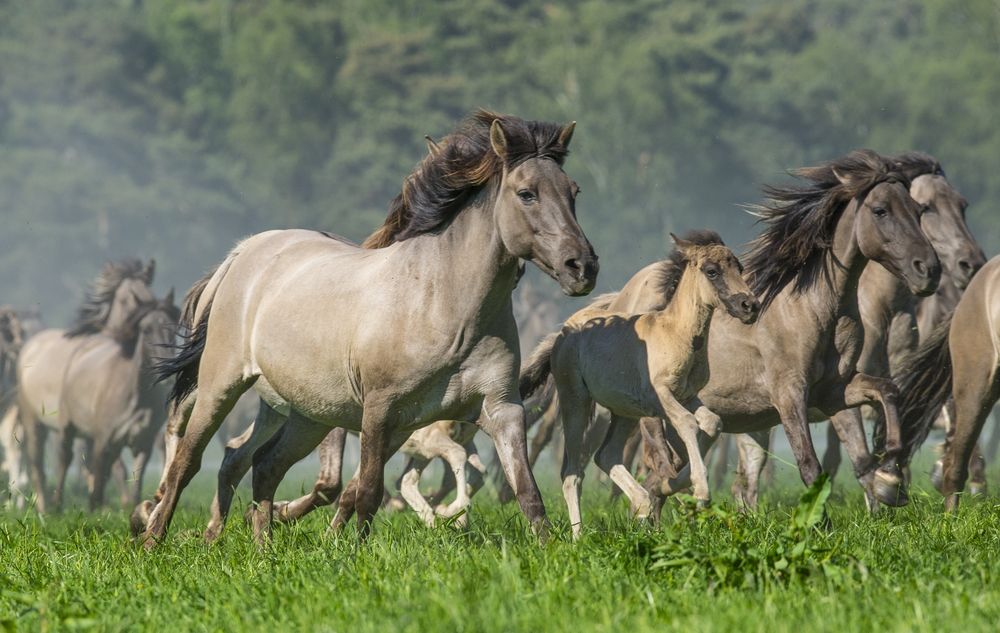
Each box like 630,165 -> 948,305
520,231 -> 758,537
17,259 -> 156,512
897,255 -> 1000,511
732,152 -> 984,506
134,111 -> 598,547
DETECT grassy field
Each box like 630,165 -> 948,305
2,461 -> 1000,633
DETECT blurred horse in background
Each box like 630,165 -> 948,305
16,259 -> 156,512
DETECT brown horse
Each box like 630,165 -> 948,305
134,111 -> 597,547
734,152 -> 984,505
896,254 -> 1000,511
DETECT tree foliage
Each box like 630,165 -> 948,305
1,0 -> 998,319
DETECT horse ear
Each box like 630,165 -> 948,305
424,135 -> 441,157
143,259 -> 156,284
164,286 -> 175,307
558,121 -> 576,149
489,119 -> 508,161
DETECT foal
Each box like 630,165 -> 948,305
521,232 -> 758,538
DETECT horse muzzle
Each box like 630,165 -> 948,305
557,251 -> 599,296
904,254 -> 942,297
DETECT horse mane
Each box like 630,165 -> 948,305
65,259 -> 154,338
743,149 -> 908,311
652,230 -> 726,302
891,151 -> 945,180
362,109 -> 571,249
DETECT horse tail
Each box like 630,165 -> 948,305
524,378 -> 557,428
520,332 -> 560,400
896,314 -> 954,462
156,250 -> 238,410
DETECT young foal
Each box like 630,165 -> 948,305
521,232 -> 758,537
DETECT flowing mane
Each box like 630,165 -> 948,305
362,110 -> 571,249
652,230 -> 726,302
891,151 -> 944,180
743,149 -> 908,310
65,258 -> 154,337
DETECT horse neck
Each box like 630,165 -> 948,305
860,263 -> 913,328
399,191 -> 520,327
812,200 -> 868,323
655,267 -> 715,344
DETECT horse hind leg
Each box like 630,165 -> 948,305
20,405 -> 48,514
204,401 -> 286,543
274,426 -> 348,524
732,431 -> 769,512
941,355 -> 1000,512
553,376 -> 593,540
51,427 -> 76,511
139,371 -> 252,549
248,414 -> 334,545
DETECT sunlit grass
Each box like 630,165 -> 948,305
3,458 -> 1000,632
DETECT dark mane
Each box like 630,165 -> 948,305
65,258 -> 154,337
891,151 -> 945,180
362,109 -> 571,249
743,149 -> 908,311
652,230 -> 726,302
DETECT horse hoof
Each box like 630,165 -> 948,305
129,500 -> 154,538
874,470 -> 909,507
930,460 -> 945,494
272,501 -> 292,523
696,499 -> 711,511
969,481 -> 987,497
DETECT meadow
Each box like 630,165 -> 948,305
3,453 -> 1000,633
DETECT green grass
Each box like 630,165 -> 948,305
3,470 -> 1000,633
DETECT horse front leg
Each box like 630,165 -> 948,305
839,373 -> 908,507
827,409 -> 879,512
773,385 -> 822,487
480,399 -> 548,538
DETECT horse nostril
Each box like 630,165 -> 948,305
958,259 -> 975,275
913,259 -> 929,278
565,258 -> 582,274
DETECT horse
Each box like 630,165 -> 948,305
42,293 -> 178,510
16,259 -> 156,512
133,110 -> 598,548
896,254 -> 1000,511
520,231 -> 758,537
731,152 -> 984,506
0,308 -> 26,504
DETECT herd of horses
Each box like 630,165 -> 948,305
1,110 -> 998,548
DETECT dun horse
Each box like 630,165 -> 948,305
17,259 -> 156,512
0,308 -> 26,503
732,152 -> 984,505
133,110 -> 598,547
896,255 -> 1000,511
521,231 -> 758,537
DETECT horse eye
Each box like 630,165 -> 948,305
705,268 -> 719,279
872,207 -> 888,218
517,190 -> 536,203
